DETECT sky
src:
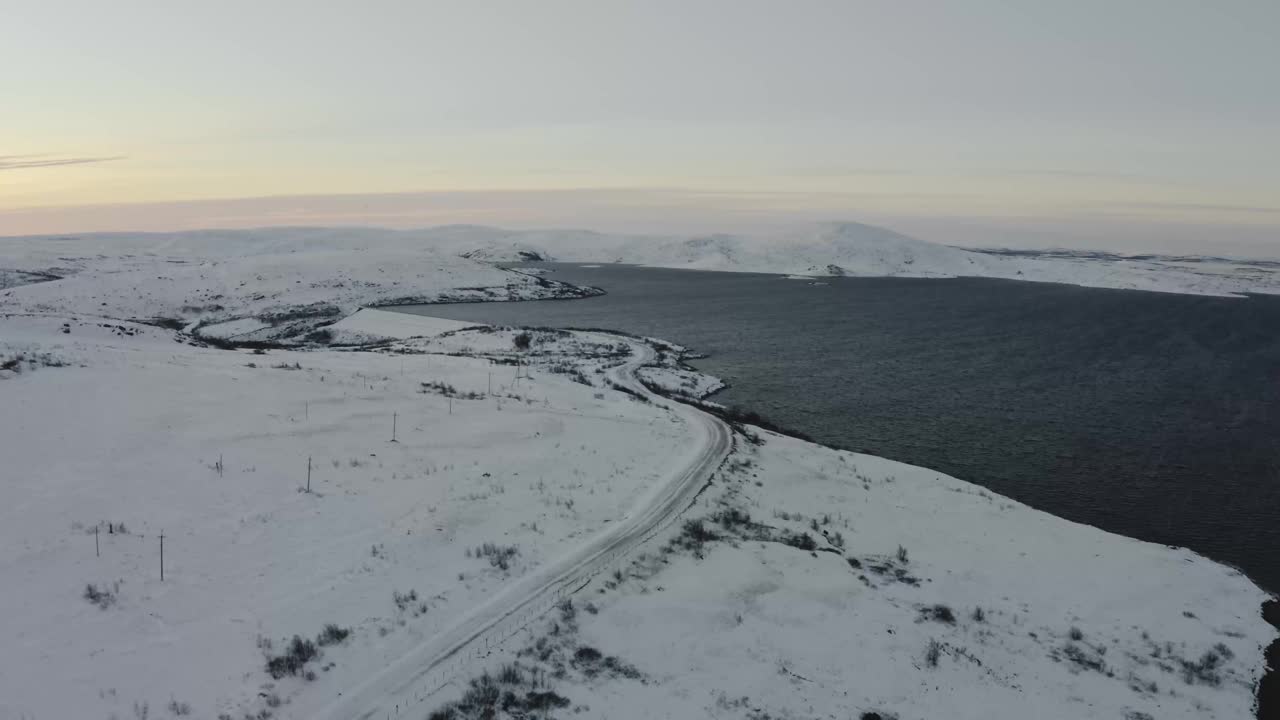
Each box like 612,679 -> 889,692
3,0 -> 1278,255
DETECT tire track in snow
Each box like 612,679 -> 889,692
313,335 -> 733,720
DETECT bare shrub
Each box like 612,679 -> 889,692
1061,643 -> 1108,674
781,531 -> 817,552
925,639 -> 941,667
713,508 -> 753,530
672,519 -> 719,556
919,604 -> 956,624
316,623 -> 350,646
1180,648 -> 1224,686
393,589 -> 419,611
84,583 -> 116,609
474,543 -> 520,571
558,598 -> 576,623
265,635 -> 318,679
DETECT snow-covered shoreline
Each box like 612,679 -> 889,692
1,236 -> 1275,719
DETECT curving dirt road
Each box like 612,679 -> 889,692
314,335 -> 733,720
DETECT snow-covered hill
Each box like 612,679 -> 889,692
8,221 -> 1275,299
0,311 -> 1273,720
1,220 -> 1275,718
0,231 -> 598,343
434,221 -> 1280,297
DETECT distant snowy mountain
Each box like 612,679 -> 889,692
430,221 -> 1280,297
0,230 -> 596,343
5,222 -> 1279,297
731,222 -> 994,277
434,222 -> 990,278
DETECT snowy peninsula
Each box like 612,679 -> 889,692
0,230 -> 1275,720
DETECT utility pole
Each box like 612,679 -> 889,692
391,413 -> 398,442
307,456 -> 312,492
159,531 -> 165,581
95,525 -> 99,557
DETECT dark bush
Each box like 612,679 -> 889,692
1180,649 -> 1223,686
496,663 -> 523,685
305,328 -> 334,344
523,690 -> 571,712
1061,643 -> 1107,674
601,655 -> 643,680
781,531 -> 817,552
920,604 -> 956,624
513,332 -> 533,350
393,589 -> 419,611
458,674 -> 501,713
83,583 -> 116,609
683,519 -> 717,543
671,519 -> 720,557
316,624 -> 350,646
266,635 -> 318,679
713,508 -> 752,529
558,598 -> 576,623
474,543 -> 519,571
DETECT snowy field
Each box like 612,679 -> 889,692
0,314 -> 703,719
0,235 -> 1275,719
516,432 -> 1275,720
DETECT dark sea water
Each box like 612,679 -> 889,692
392,264 -> 1280,594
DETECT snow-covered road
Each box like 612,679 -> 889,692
315,338 -> 733,720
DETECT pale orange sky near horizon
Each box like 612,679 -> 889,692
4,0 -> 1278,254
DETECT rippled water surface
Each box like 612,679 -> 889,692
393,264 -> 1280,592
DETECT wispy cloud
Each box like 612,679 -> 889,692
1106,201 -> 1280,216
0,154 -> 124,171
